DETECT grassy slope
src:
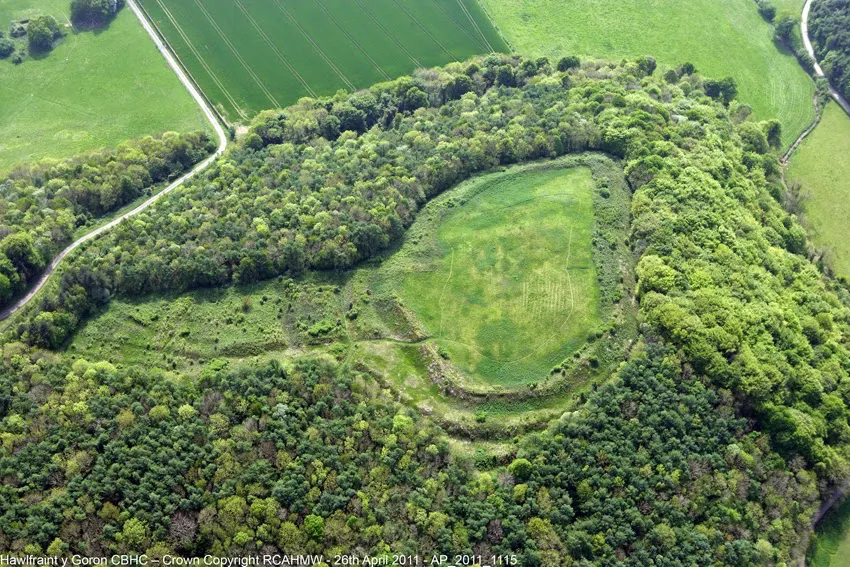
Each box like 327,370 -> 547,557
787,102 -> 850,277
480,0 -> 814,148
140,0 -> 509,121
0,0 -> 207,171
398,167 -> 601,386
810,497 -> 850,567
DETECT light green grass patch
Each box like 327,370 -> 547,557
0,0 -> 208,171
398,167 -> 601,386
787,102 -> 850,277
480,0 -> 814,148
809,497 -> 850,567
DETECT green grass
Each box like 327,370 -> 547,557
772,0 -> 805,16
67,156 -> 635,439
69,279 -> 346,375
787,102 -> 850,277
138,0 -> 509,122
398,167 -> 601,386
809,498 -> 850,567
480,0 -> 814,149
0,0 -> 208,171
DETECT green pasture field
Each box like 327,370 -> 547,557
0,0 -> 208,171
396,167 -> 601,386
787,102 -> 850,278
772,0 -> 805,15
809,498 -> 850,567
480,0 -> 814,149
138,0 -> 509,122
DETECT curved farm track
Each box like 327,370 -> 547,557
785,0 -> 850,164
0,0 -> 228,323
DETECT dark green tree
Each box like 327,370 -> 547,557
27,16 -> 61,52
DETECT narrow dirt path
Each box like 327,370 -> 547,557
0,0 -> 228,323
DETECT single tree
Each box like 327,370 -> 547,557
27,15 -> 61,52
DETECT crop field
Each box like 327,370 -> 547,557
787,102 -> 850,278
0,0 -> 208,171
395,167 -> 602,387
138,0 -> 508,122
480,0 -> 814,149
809,498 -> 850,567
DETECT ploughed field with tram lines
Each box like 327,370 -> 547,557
139,0 -> 509,121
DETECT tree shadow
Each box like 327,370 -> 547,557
70,4 -> 124,36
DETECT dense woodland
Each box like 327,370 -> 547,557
0,342 -> 818,563
2,54 -> 850,563
0,131 -> 213,307
809,0 -> 850,98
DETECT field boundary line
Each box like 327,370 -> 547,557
190,0 -> 281,108
453,0 -> 495,52
271,0 -> 357,91
352,0 -> 423,68
145,0 -> 243,121
470,0 -> 514,52
232,0 -> 318,98
427,0 -> 489,53
391,0 -> 459,62
315,0 -> 392,81
153,0 -> 244,119
0,0 -> 228,325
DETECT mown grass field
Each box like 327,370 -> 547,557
809,498 -> 850,567
397,167 -> 601,386
139,0 -> 508,122
787,102 -> 850,278
0,0 -> 208,171
480,0 -> 814,149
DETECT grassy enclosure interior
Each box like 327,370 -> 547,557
0,0 -> 208,171
787,102 -> 850,278
139,0 -> 509,121
480,0 -> 814,148
398,166 -> 601,386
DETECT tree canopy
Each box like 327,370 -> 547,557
810,0 -> 850,99
0,131 -> 213,308
26,16 -> 61,52
70,0 -> 124,28
2,53 -> 850,564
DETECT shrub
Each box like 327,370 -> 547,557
557,55 -> 581,71
756,0 -> 777,22
70,0 -> 124,27
0,38 -> 14,58
27,15 -> 61,52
